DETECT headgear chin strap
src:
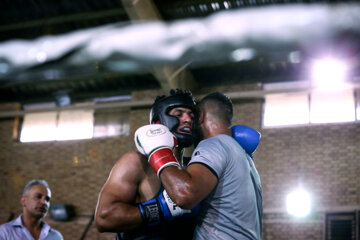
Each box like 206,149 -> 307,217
150,89 -> 196,148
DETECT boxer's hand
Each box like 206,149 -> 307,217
232,125 -> 261,156
157,189 -> 200,221
138,190 -> 200,226
135,124 -> 180,176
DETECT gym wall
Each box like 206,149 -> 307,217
0,84 -> 359,240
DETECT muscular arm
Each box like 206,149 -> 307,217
159,163 -> 218,209
133,124 -> 217,211
95,152 -> 153,232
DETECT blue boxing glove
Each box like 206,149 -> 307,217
138,189 -> 200,226
232,125 -> 261,157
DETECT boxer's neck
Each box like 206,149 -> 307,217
173,146 -> 182,160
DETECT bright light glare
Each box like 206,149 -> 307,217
286,188 -> 311,217
311,58 -> 347,91
231,48 -> 255,62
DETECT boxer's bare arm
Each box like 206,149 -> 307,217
95,151 -> 156,232
159,163 -> 217,209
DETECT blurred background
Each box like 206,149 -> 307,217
0,0 -> 359,239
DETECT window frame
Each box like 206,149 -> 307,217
262,82 -> 359,128
19,99 -> 131,143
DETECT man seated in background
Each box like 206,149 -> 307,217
0,179 -> 63,240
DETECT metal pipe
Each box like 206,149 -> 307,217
0,87 -> 312,118
1,81 -> 359,118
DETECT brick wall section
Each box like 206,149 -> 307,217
263,212 -> 323,240
0,86 -> 359,240
257,124 -> 360,210
264,221 -> 323,240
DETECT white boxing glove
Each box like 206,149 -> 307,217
135,124 -> 180,176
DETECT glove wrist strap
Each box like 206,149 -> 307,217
148,148 -> 180,176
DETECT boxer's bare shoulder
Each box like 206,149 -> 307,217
110,151 -> 160,202
111,152 -> 152,180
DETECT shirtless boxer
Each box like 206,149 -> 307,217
95,89 -> 199,240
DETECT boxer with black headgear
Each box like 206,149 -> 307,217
95,89 -> 199,240
135,92 -> 263,240
150,89 -> 196,148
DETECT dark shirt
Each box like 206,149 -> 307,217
116,217 -> 196,240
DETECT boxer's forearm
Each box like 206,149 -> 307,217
160,163 -> 218,210
95,203 -> 143,232
159,166 -> 201,210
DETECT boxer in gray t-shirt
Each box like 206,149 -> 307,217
190,134 -> 262,240
144,92 -> 263,240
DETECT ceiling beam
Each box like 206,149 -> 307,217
120,0 -> 198,93
121,0 -> 162,20
0,8 -> 127,32
152,63 -> 198,91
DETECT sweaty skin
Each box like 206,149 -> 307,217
158,103 -> 226,209
95,107 -> 194,232
95,151 -> 160,232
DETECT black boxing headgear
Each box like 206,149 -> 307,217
150,89 -> 196,148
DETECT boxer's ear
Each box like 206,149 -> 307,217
198,111 -> 204,125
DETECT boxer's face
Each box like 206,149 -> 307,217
21,184 -> 51,219
168,107 -> 194,136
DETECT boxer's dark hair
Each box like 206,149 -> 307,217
153,89 -> 194,107
199,92 -> 233,126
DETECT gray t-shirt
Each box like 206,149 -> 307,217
189,134 -> 262,240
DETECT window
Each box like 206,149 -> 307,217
325,212 -> 359,240
93,108 -> 130,138
310,89 -> 355,124
263,93 -> 309,126
263,81 -> 358,127
56,109 -> 94,141
20,98 -> 130,142
20,111 -> 58,142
